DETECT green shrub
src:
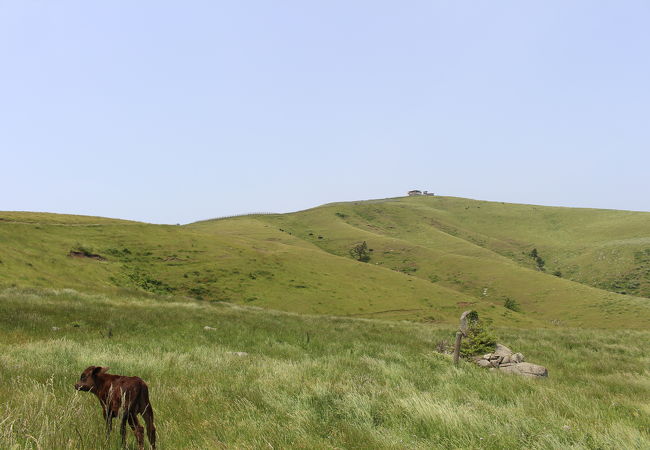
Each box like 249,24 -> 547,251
125,267 -> 174,294
71,244 -> 95,257
188,285 -> 208,298
503,297 -> 521,312
529,247 -> 546,271
460,311 -> 496,357
349,241 -> 370,262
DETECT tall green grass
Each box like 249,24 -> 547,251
1,289 -> 648,449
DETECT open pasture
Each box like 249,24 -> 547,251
1,289 -> 648,449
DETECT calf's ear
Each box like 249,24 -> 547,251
92,366 -> 109,376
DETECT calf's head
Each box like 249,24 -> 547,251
75,366 -> 109,392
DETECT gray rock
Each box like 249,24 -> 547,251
497,365 -> 519,374
493,343 -> 513,357
512,353 -> 524,363
474,344 -> 546,377
499,362 -> 548,378
51,326 -> 60,331
203,326 -> 217,331
516,362 -> 548,377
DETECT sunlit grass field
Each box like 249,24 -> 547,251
1,289 -> 648,449
234,196 -> 650,327
1,198 -> 649,448
3,196 -> 650,328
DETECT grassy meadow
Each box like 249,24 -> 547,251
1,289 -> 649,449
234,196 -> 650,327
1,197 -> 650,448
2,196 -> 650,328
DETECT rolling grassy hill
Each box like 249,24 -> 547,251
1,195 -> 649,328
192,196 -> 650,328
2,197 -> 650,448
1,288 -> 649,449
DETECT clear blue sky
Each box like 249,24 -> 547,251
1,1 -> 649,223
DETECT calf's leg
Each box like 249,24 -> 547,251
128,414 -> 145,450
143,406 -> 156,449
120,411 -> 129,448
104,412 -> 113,441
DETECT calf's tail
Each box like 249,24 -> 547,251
141,384 -> 156,449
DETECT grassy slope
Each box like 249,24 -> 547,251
0,211 -> 136,225
2,195 -> 650,328
2,202 -> 650,448
392,196 -> 650,298
2,194 -> 650,327
0,211 -> 528,325
226,197 -> 650,328
1,289 -> 649,449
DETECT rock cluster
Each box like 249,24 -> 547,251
475,344 -> 548,378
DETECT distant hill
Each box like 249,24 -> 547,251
1,196 -> 649,328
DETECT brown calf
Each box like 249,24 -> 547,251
75,366 -> 156,449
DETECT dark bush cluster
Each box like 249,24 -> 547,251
503,297 -> 521,312
350,241 -> 371,262
529,248 -> 545,271
460,311 -> 497,357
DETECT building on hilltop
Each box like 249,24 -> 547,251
407,190 -> 435,196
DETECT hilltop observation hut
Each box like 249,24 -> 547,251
407,190 -> 435,196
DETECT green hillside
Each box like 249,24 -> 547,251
193,196 -> 650,328
2,288 -> 649,449
1,195 -> 649,328
2,198 -> 650,448
378,196 -> 650,298
0,211 -> 519,325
